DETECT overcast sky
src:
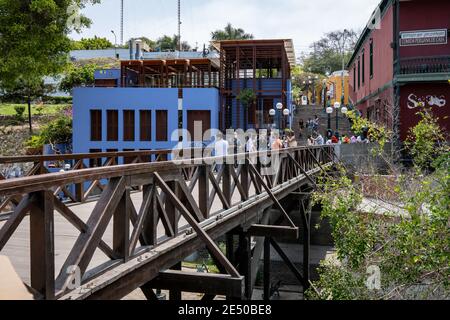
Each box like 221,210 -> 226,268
71,0 -> 381,55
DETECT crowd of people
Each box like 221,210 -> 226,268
213,130 -> 299,159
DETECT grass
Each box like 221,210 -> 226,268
182,262 -> 220,274
0,103 -> 66,116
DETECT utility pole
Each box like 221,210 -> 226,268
178,0 -> 182,51
120,0 -> 124,45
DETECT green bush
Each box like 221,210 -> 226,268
14,105 -> 25,121
39,116 -> 73,145
25,135 -> 44,148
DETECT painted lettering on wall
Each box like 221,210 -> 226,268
407,94 -> 446,109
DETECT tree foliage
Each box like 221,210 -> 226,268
300,29 -> 359,75
71,36 -> 113,50
306,113 -> 450,300
211,23 -> 254,42
156,35 -> 191,51
59,63 -> 97,92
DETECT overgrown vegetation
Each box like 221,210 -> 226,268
306,110 -> 450,300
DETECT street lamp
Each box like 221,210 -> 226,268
276,102 -> 283,130
334,102 -> 341,132
111,30 -> 118,58
283,108 -> 290,131
326,105 -> 333,131
269,108 -> 276,129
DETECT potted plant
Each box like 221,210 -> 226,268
24,135 -> 44,155
40,116 -> 73,155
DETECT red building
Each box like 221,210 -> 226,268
348,0 -> 450,141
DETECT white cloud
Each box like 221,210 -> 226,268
72,0 -> 381,54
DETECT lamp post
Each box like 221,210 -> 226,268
334,102 -> 341,132
311,75 -> 319,105
111,30 -> 118,58
283,108 -> 290,131
269,108 -> 276,129
276,102 -> 283,130
326,105 -> 333,132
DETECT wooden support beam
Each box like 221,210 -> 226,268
149,270 -> 245,298
154,172 -> 240,278
263,237 -> 270,301
113,187 -> 131,261
247,224 -> 299,239
0,194 -> 35,250
55,177 -> 126,293
248,162 -> 296,228
269,238 -> 306,287
198,166 -> 210,219
30,191 -> 55,299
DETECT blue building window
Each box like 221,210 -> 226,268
156,110 -> 168,141
90,110 -> 102,141
140,110 -> 152,142
107,110 -> 118,141
123,110 -> 135,141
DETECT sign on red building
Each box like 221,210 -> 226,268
400,29 -> 447,46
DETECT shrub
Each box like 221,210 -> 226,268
39,116 -> 73,146
25,135 -> 44,149
14,105 -> 26,122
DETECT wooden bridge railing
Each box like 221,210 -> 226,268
0,148 -> 206,212
0,145 -> 334,300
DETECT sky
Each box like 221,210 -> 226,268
71,0 -> 381,56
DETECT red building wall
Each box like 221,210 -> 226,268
399,0 -> 450,58
349,6 -> 394,108
400,83 -> 450,141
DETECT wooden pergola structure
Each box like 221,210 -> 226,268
121,59 -> 220,88
213,39 -> 296,130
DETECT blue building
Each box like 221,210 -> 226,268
72,40 -> 295,157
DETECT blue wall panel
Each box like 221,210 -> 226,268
73,88 -> 219,160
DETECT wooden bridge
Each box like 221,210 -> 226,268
0,146 -> 334,300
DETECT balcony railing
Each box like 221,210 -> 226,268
397,55 -> 450,75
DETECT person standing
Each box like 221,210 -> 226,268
314,132 -> 325,146
271,132 -> 283,150
214,132 -> 229,172
287,132 -> 298,148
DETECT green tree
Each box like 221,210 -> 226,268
305,112 -> 450,300
156,35 -> 191,51
237,88 -> 256,131
0,0 -> 100,133
301,29 -> 359,75
211,23 -> 254,42
71,36 -> 113,50
59,63 -> 97,93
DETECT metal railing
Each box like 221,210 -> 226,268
396,55 -> 450,75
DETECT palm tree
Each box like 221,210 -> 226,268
211,23 -> 254,41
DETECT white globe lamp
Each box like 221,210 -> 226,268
269,109 -> 276,116
326,106 -> 334,114
276,102 -> 283,110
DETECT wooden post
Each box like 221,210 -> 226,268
241,163 -> 249,201
198,165 -> 210,219
301,199 -> 311,291
165,181 -> 180,234
170,262 -> 182,300
238,233 -> 252,300
263,237 -> 271,301
223,164 -> 232,207
113,187 -> 130,261
30,190 -> 55,299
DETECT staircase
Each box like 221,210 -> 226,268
292,105 -> 353,144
